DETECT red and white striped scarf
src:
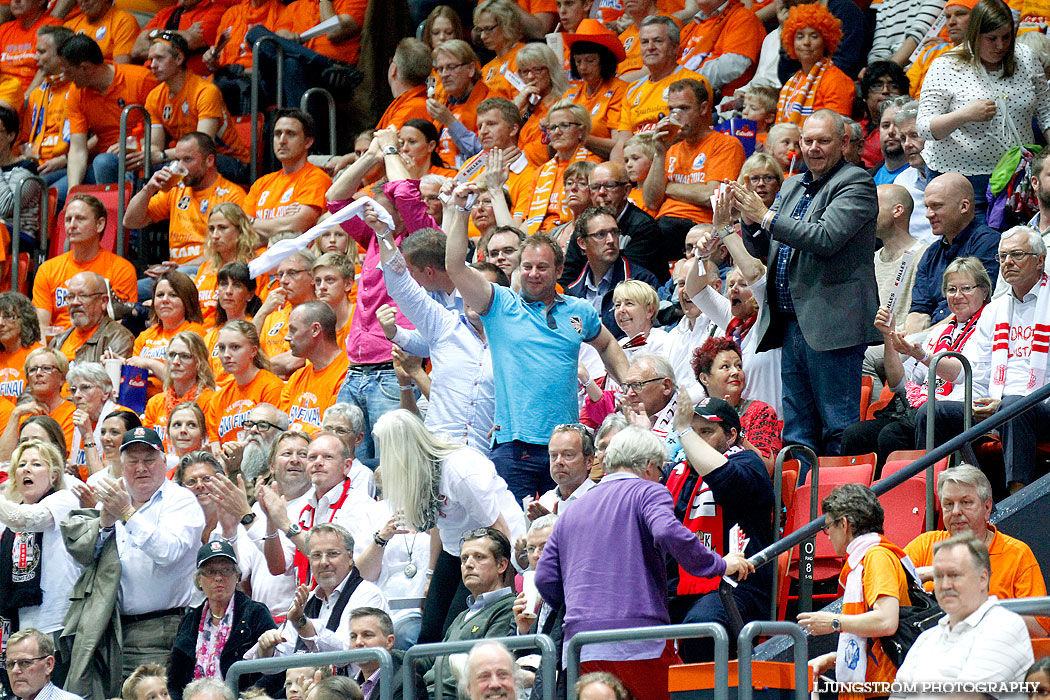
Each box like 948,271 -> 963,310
990,274 -> 1050,399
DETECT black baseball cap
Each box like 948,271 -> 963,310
120,426 -> 165,453
692,397 -> 742,434
197,540 -> 237,568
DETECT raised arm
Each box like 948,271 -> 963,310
327,136 -> 382,202
586,325 -> 629,385
444,182 -> 495,313
483,149 -> 515,228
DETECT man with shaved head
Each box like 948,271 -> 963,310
560,161 -> 667,285
280,301 -> 350,434
906,172 -> 1000,333
874,184 -> 927,328
49,271 -> 134,363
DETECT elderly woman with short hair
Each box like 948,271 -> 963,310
67,361 -> 122,478
167,542 -> 276,700
0,291 -> 42,403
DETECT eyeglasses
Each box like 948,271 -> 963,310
747,175 -> 778,185
488,246 -> 518,257
200,566 -> 237,578
183,475 -> 213,488
564,180 -> 588,192
69,383 -> 101,394
994,250 -> 1041,263
276,269 -> 309,280
820,517 -> 841,533
68,291 -> 105,303
27,365 -> 60,375
324,425 -> 354,436
945,284 -> 980,296
167,351 -> 193,363
4,656 -> 48,671
526,544 -> 545,555
475,23 -> 499,34
588,181 -> 628,192
622,377 -> 663,392
546,121 -> 580,132
579,227 -> 619,241
0,312 -> 18,322
435,61 -> 470,74
243,419 -> 280,432
519,66 -> 549,77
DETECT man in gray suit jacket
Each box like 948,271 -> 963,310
734,109 -> 881,471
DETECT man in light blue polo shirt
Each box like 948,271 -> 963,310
444,180 -> 630,505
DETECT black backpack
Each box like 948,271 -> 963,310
880,561 -> 945,667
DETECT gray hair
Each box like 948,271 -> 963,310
822,483 -> 884,536
325,402 -> 365,435
549,423 -> 595,458
595,413 -> 628,444
1001,225 -> 1047,256
893,100 -> 920,127
459,641 -> 520,700
878,95 -> 913,120
843,117 -> 863,143
516,43 -> 569,98
307,522 -> 355,552
420,173 -> 452,191
941,256 -> 993,301
937,463 -> 993,504
67,361 -> 113,393
805,108 -> 845,138
252,402 -> 289,430
603,426 -> 666,475
631,352 -> 676,381
183,679 -> 235,700
640,14 -> 680,46
529,513 -> 558,533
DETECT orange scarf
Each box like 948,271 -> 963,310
776,59 -> 830,127
525,146 -> 594,235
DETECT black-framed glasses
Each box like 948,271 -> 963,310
243,419 -> 280,432
579,227 -> 619,241
4,656 -> 48,671
435,61 -> 470,74
68,291 -> 106,303
547,121 -> 581,132
588,181 -> 628,192
622,377 -> 663,392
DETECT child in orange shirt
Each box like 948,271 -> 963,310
742,85 -> 778,147
622,132 -> 659,217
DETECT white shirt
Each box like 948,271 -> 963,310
968,286 -> 1041,397
893,167 -> 934,244
537,477 -> 596,515
664,313 -> 717,393
241,489 -> 313,616
437,446 -> 526,556
385,259 -> 496,455
894,597 -> 1033,700
0,490 -> 83,633
373,501 -> 430,624
301,481 -> 387,558
108,479 -> 205,615
348,459 -> 376,498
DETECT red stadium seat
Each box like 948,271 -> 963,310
802,458 -> 875,486
878,477 -> 928,544
52,183 -> 131,258
859,375 -> 873,419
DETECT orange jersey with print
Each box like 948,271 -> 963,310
64,6 -> 139,61
376,85 -> 431,131
280,352 -> 349,432
143,385 -> 215,452
658,130 -> 745,223
218,0 -> 295,69
628,186 -> 658,216
285,0 -> 368,64
437,80 -> 490,166
142,0 -> 225,76
206,368 -> 283,443
194,259 -> 223,327
246,162 -> 331,223
32,249 -> 138,331
618,65 -> 705,134
146,175 -> 246,265
618,24 -> 644,76
20,75 -> 72,162
145,72 -> 250,162
905,526 -> 1049,631
134,320 -> 208,397
906,42 -> 953,98
0,342 -> 43,403
521,99 -> 554,168
481,44 -> 522,95
259,301 -> 291,359
564,78 -> 628,140
65,64 -> 157,151
677,3 -> 764,95
0,13 -> 61,92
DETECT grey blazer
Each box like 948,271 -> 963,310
745,159 -> 883,353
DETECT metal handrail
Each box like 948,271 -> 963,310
999,596 -> 1050,615
776,445 -> 819,613
748,379 -> 1050,571
301,87 -> 337,155
11,175 -> 46,291
402,634 -> 555,700
250,36 -> 285,183
118,105 -> 152,257
925,350 -> 973,529
737,621 -> 808,700
226,648 -> 393,700
565,623 -> 730,700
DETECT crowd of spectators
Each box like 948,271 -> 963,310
1,0 -> 1050,697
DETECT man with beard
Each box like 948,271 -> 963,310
891,100 -> 933,243
280,302 -> 349,434
50,271 -> 134,363
872,98 -> 908,186
219,403 -> 289,482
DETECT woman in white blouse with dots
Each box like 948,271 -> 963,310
916,0 -> 1050,223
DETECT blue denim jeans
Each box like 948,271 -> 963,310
490,440 -> 556,506
336,366 -> 401,468
781,319 -> 864,479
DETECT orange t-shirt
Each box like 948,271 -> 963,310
58,324 -> 99,361
335,312 -> 351,351
50,400 -> 75,454
0,74 -> 24,115
376,85 -> 431,131
64,6 -> 140,61
32,249 -> 138,331
0,342 -> 43,403
65,64 -> 158,151
629,186 -> 658,217
845,546 -> 910,693
146,174 -> 246,265
437,80 -> 490,166
195,259 -> 222,327
280,352 -> 349,433
677,2 -> 764,94
564,78 -> 628,140
203,325 -> 232,385
205,368 -> 284,443
285,0 -> 368,65
520,99 -> 555,168
480,43 -> 523,97
0,12 -> 61,91
618,24 -> 646,77
133,320 -> 208,397
246,162 -> 331,224
143,385 -> 215,452
259,301 -> 291,359
142,0 -> 225,76
618,65 -> 707,134
20,75 -> 72,162
217,0 -> 295,69
145,71 -> 250,162
657,129 -> 745,223
906,42 -> 953,99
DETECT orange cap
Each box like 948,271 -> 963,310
945,0 -> 977,10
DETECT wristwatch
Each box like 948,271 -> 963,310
240,512 -> 257,527
382,145 -> 399,156
286,523 -> 303,538
294,615 -> 308,628
831,616 -> 841,631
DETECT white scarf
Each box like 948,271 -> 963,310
835,532 -> 882,683
989,274 -> 1050,399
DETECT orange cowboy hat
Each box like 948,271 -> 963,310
564,19 -> 627,63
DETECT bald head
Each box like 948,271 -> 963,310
590,162 -> 630,210
72,271 -> 106,294
285,301 -> 338,359
924,173 -> 975,240
928,172 -> 974,203
67,271 -> 109,329
876,184 -> 914,237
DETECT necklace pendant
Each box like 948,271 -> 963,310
404,563 -> 418,578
